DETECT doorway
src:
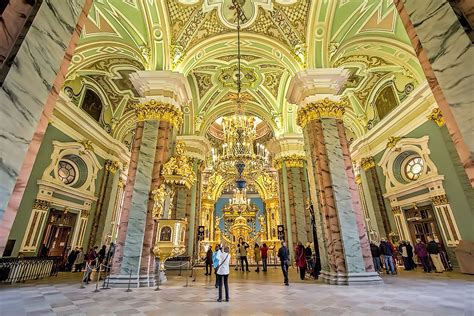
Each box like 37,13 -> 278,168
405,205 -> 444,249
41,209 -> 77,258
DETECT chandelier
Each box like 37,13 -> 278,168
210,0 -> 269,178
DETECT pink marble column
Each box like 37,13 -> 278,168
139,121 -> 173,276
393,0 -> 474,187
337,121 -> 373,272
305,119 -> 346,274
111,122 -> 144,274
0,0 -> 93,256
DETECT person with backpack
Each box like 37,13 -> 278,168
216,246 -> 231,302
370,242 -> 381,273
277,241 -> 290,286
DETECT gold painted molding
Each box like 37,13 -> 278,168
427,108 -> 445,127
105,160 -> 120,174
32,199 -> 50,211
355,174 -> 362,184
296,97 -> 348,127
360,156 -> 376,170
134,100 -> 184,129
432,194 -> 448,206
386,136 -> 401,148
273,154 -> 306,170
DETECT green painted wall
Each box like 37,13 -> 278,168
372,120 -> 474,244
7,124 -> 106,256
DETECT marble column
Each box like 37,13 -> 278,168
394,0 -> 474,186
109,71 -> 190,287
88,160 -> 121,249
359,157 -> 391,239
287,68 -> 381,285
275,155 -> 311,250
0,0 -> 93,256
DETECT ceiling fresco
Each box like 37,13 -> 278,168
61,0 -> 426,150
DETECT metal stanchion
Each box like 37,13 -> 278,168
185,261 -> 189,287
93,264 -> 102,292
125,268 -> 133,292
102,265 -> 111,289
154,259 -> 161,291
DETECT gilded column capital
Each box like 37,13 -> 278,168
392,206 -> 402,215
432,194 -> 448,206
264,198 -> 279,208
81,210 -> 90,218
105,160 -> 121,174
133,100 -> 184,129
355,174 -> 362,184
32,199 -> 50,211
427,108 -> 445,127
274,154 -> 306,170
360,156 -> 376,170
296,97 -> 348,127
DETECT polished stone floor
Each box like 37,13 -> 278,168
0,267 -> 473,316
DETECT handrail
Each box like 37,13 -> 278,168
0,256 -> 61,284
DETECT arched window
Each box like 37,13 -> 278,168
81,89 -> 103,122
374,84 -> 399,120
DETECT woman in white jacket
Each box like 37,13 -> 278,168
216,245 -> 231,302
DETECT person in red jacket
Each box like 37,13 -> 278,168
260,243 -> 269,272
295,242 -> 307,280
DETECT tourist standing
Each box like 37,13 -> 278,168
234,243 -> 240,271
212,245 -> 222,288
239,239 -> 250,272
73,248 -> 84,272
406,241 -> 415,270
205,246 -> 213,276
379,238 -> 396,275
67,247 -> 78,272
399,241 -> 411,270
277,242 -> 290,286
427,237 -> 444,273
98,245 -> 107,269
295,242 -> 306,280
260,243 -> 268,272
216,246 -> 231,302
414,239 -> 431,273
254,243 -> 261,272
370,242 -> 381,273
105,242 -> 115,271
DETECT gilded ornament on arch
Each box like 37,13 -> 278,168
432,194 -> 448,206
296,97 -> 348,128
81,210 -> 90,218
386,136 -> 401,149
274,154 -> 306,170
161,141 -> 196,189
33,199 -> 50,211
360,156 -> 376,170
427,108 -> 445,127
79,140 -> 94,153
133,100 -> 184,129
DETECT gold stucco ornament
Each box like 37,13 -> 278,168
427,108 -> 445,127
273,154 -> 306,170
133,100 -> 184,129
360,156 -> 376,171
161,141 -> 196,189
296,97 -> 348,128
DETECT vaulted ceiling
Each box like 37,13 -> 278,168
63,0 -> 425,148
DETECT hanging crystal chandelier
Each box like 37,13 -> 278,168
210,0 -> 269,178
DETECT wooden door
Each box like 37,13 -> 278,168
405,205 -> 445,249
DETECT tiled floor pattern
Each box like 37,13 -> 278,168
0,268 -> 473,316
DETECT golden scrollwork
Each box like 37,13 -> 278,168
360,156 -> 376,170
427,108 -> 445,127
133,100 -> 184,129
296,97 -> 348,128
105,160 -> 120,174
162,141 -> 196,189
32,199 -> 50,211
79,140 -> 94,154
152,184 -> 167,220
274,154 -> 306,170
81,210 -> 90,218
432,194 -> 448,206
386,136 -> 401,148
355,174 -> 362,184
118,178 -> 125,188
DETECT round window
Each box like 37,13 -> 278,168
404,156 -> 424,181
57,160 -> 77,185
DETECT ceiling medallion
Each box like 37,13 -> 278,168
218,64 -> 257,88
202,0 -> 273,29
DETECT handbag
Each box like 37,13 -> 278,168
215,254 -> 229,273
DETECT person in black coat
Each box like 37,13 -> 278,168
370,242 -> 381,272
277,242 -> 290,286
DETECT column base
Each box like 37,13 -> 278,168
107,274 -> 156,288
320,270 -> 383,285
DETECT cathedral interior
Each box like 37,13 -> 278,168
0,0 -> 473,315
